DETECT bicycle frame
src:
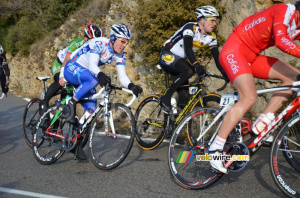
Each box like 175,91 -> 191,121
195,82 -> 300,156
44,84 -> 136,141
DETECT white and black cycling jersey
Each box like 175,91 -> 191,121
165,22 -> 217,58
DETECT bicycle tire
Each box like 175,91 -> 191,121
32,104 -> 67,165
134,95 -> 166,150
88,103 -> 134,170
169,107 -> 223,189
270,114 -> 300,197
22,98 -> 41,148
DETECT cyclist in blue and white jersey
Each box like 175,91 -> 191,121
63,24 -> 143,124
39,23 -> 102,114
159,6 -> 229,112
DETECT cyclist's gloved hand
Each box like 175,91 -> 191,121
128,83 -> 143,97
194,63 -> 206,76
97,72 -> 111,87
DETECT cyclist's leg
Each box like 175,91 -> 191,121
159,50 -> 194,110
73,98 -> 97,160
0,68 -> 6,94
252,56 -> 300,114
64,63 -> 98,123
173,77 -> 189,110
39,60 -> 62,114
208,33 -> 257,173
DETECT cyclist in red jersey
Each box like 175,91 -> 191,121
208,1 -> 300,174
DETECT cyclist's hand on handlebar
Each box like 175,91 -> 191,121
98,72 -> 111,87
194,63 -> 206,76
128,83 -> 143,97
59,77 -> 67,86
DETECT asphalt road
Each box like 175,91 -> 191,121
0,91 -> 285,198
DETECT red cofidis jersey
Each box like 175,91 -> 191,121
234,3 -> 300,57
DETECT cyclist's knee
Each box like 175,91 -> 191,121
240,93 -> 257,106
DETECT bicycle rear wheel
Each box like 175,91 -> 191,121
32,104 -> 68,165
169,107 -> 223,189
134,95 -> 166,150
270,114 -> 300,197
88,103 -> 134,170
23,98 -> 41,148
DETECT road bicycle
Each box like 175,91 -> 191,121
134,69 -> 226,150
32,83 -> 136,170
168,78 -> 300,197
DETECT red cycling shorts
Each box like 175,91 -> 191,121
219,32 -> 278,84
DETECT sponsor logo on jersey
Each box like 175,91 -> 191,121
281,37 -> 296,49
227,54 -> 239,74
193,41 -> 205,50
245,17 -> 266,31
73,68 -> 79,75
162,54 -> 175,64
102,52 -> 107,58
276,30 -> 284,36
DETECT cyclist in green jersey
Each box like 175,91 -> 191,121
39,23 -> 102,114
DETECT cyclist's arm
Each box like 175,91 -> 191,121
210,46 -> 229,81
2,62 -> 9,77
2,62 -> 10,85
58,53 -> 71,86
183,35 -> 197,65
89,50 -> 101,75
61,52 -> 71,68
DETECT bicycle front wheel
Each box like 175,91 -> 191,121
23,98 -> 41,148
134,95 -> 166,150
169,107 -> 223,189
32,104 -> 67,165
88,103 -> 134,170
270,114 -> 300,197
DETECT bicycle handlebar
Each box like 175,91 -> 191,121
85,84 -> 136,107
189,72 -> 228,92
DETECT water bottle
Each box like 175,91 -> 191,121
171,97 -> 177,114
252,112 -> 275,135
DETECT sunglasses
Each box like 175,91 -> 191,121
206,17 -> 218,23
118,38 -> 129,45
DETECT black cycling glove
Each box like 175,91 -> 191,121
128,83 -> 143,97
194,63 -> 206,76
97,72 -> 111,87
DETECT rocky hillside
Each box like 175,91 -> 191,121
7,0 -> 297,118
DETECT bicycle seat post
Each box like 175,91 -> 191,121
43,80 -> 48,93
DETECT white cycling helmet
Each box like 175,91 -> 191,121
195,6 -> 219,19
110,24 -> 132,42
0,45 -> 3,54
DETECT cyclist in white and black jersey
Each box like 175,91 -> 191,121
63,24 -> 143,124
159,6 -> 229,111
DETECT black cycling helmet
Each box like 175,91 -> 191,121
84,23 -> 102,39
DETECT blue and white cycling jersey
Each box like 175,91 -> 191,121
64,37 -> 132,113
68,37 -> 131,88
